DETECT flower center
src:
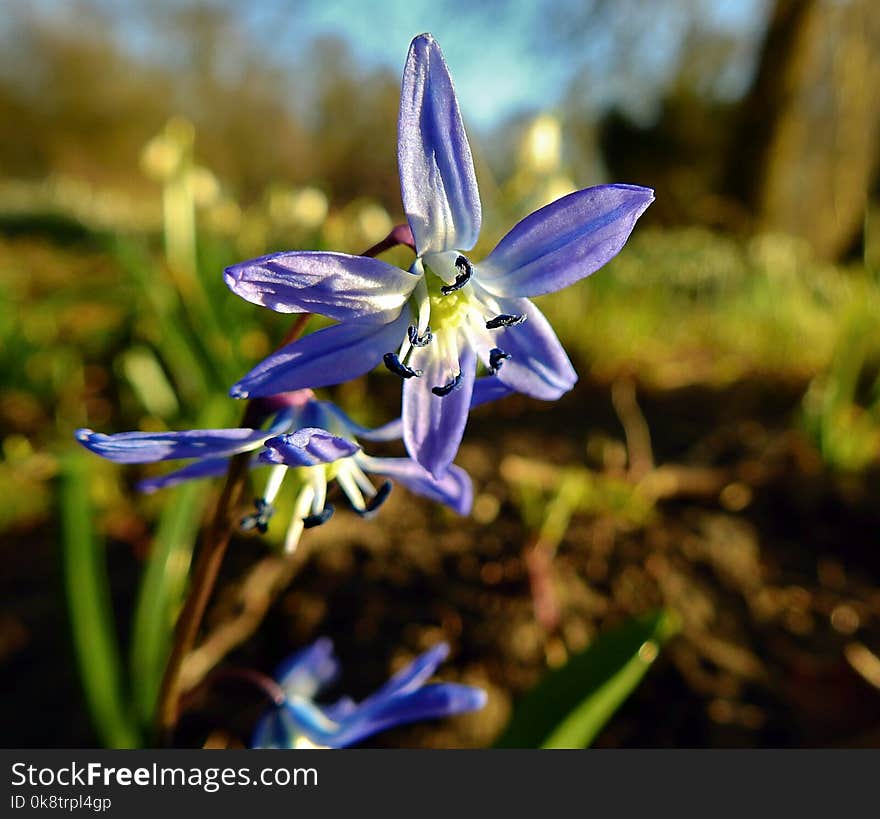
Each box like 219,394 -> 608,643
424,255 -> 475,331
427,278 -> 472,330
383,252 -> 526,389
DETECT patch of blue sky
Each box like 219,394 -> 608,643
17,0 -> 769,130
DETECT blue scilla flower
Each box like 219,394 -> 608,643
252,639 -> 486,748
76,383 -> 504,552
224,32 -> 653,479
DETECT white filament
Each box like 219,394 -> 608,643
262,464 -> 288,505
284,483 -> 316,554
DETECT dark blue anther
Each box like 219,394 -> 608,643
440,256 -> 473,295
432,371 -> 463,396
485,313 -> 526,329
407,324 -> 433,347
489,347 -> 511,375
241,498 -> 275,534
303,504 -> 335,529
383,352 -> 422,379
357,480 -> 393,519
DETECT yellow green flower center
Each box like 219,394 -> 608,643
425,267 -> 473,330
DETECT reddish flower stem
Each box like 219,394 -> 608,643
179,667 -> 288,716
154,224 -> 414,745
154,390 -> 292,745
361,223 -> 415,257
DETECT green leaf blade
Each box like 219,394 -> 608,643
59,451 -> 140,748
495,611 -> 678,749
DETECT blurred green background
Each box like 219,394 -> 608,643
2,0 -> 880,748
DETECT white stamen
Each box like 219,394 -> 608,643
311,470 -> 328,516
262,464 -> 288,505
284,483 -> 316,554
336,464 -> 367,511
398,275 -> 432,361
397,335 -> 412,361
350,460 -> 377,498
413,275 -> 431,336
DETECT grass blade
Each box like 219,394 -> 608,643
59,451 -> 140,748
495,610 -> 678,749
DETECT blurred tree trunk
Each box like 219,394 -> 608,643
726,0 -> 880,260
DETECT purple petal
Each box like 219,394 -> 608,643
481,299 -> 577,400
136,457 -> 231,493
224,252 -> 417,323
260,428 -> 360,467
290,399 -> 332,432
329,683 -> 487,748
479,184 -> 654,297
359,644 -> 449,708
321,402 -> 404,443
402,340 -> 476,478
75,427 -> 269,464
323,381 -> 502,445
359,455 -> 472,515
398,33 -> 481,255
275,638 -> 340,700
352,417 -> 403,443
230,311 -> 410,399
471,376 -> 513,408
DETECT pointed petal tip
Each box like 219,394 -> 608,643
229,384 -> 250,400
469,687 -> 489,710
445,465 -> 474,516
454,492 -> 473,517
554,370 -> 579,399
530,372 -> 578,402
440,684 -> 488,713
409,642 -> 450,672
222,264 -> 240,289
399,26 -> 481,254
428,682 -> 489,715
631,184 -> 655,209
222,265 -> 251,300
74,428 -> 111,457
408,33 -> 442,57
610,182 -> 655,200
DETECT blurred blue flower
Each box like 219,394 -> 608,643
225,32 -> 653,478
75,384 -> 503,551
252,639 -> 486,748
